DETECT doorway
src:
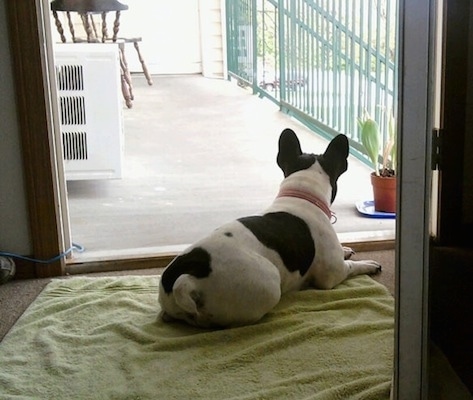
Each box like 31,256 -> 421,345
47,1 -> 395,261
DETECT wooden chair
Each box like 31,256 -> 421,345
51,0 -> 153,108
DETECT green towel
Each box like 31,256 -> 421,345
0,275 -> 393,399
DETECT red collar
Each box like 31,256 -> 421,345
277,188 -> 336,223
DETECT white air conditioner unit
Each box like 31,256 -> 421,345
54,43 -> 124,180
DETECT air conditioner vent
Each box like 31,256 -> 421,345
54,43 -> 123,180
63,131 -> 88,160
56,65 -> 84,91
60,96 -> 86,125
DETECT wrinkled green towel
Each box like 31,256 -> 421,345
0,275 -> 393,400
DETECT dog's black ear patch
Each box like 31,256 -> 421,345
277,128 -> 315,177
161,247 -> 212,293
318,134 -> 349,203
238,212 -> 315,276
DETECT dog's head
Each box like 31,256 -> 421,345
276,128 -> 349,203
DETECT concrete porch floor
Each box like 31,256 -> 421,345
66,75 -> 395,262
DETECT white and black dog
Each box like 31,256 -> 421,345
158,129 -> 381,328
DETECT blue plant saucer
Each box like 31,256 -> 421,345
355,200 -> 396,219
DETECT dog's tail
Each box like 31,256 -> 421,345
173,275 -> 202,316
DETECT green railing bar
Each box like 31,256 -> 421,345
226,0 -> 398,167
251,0 -> 258,94
281,101 -> 369,163
278,0 -> 286,104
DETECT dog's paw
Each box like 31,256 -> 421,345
368,261 -> 382,275
343,246 -> 355,259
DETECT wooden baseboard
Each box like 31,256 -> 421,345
343,239 -> 396,252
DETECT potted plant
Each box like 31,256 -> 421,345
358,110 -> 397,213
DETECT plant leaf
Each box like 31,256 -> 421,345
360,118 -> 380,174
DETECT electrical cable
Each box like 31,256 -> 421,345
0,242 -> 84,264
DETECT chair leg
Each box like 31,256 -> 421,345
118,44 -> 133,108
120,70 -> 133,109
133,42 -> 153,86
118,44 -> 134,101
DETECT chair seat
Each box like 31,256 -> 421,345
107,37 -> 143,44
51,0 -> 129,13
51,0 -> 153,108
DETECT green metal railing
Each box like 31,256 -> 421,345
226,0 -> 398,163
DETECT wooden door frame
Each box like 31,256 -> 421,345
6,0 -> 64,278
6,0 -> 175,278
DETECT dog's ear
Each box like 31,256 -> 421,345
320,134 -> 349,202
277,129 -> 302,176
324,134 -> 349,162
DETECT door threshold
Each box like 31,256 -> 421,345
338,230 -> 396,251
65,244 -> 186,275
65,230 -> 395,275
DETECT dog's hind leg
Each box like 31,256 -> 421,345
197,253 -> 282,327
311,258 -> 382,289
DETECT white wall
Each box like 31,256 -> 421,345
0,0 -> 32,254
120,0 -> 203,75
48,1 -> 226,77
199,0 -> 226,79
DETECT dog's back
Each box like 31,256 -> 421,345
158,129 -> 381,328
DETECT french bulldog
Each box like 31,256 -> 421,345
158,128 -> 381,328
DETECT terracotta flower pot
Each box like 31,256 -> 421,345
370,172 -> 397,213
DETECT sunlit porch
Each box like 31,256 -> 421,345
66,74 -> 395,262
